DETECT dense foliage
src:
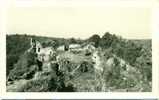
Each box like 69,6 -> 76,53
6,34 -> 30,75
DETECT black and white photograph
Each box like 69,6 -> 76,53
4,0 -> 153,92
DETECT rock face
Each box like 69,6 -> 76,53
37,47 -> 57,62
69,44 -> 81,50
42,62 -> 59,73
29,38 -> 43,54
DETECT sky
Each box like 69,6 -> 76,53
6,0 -> 155,39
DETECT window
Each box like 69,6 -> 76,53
38,48 -> 40,52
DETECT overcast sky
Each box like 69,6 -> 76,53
6,0 -> 155,39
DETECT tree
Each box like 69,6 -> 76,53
41,39 -> 57,48
100,32 -> 114,48
69,38 -> 77,44
88,34 -> 100,47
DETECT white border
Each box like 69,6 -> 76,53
0,0 -> 159,99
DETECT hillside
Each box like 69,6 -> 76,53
6,34 -> 80,75
6,33 -> 152,92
